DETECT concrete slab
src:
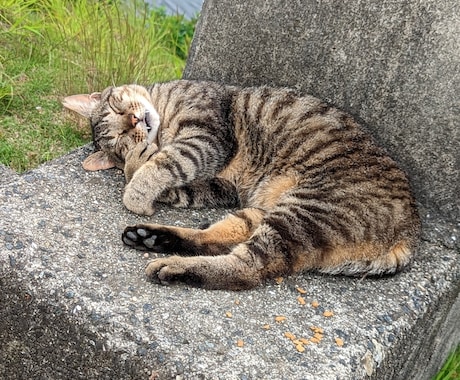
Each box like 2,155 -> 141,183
0,147 -> 458,379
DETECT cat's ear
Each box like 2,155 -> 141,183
82,151 -> 117,171
62,93 -> 101,118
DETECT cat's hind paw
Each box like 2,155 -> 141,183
145,257 -> 204,287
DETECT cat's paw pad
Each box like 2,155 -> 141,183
122,225 -> 180,252
145,257 -> 203,287
122,226 -> 157,250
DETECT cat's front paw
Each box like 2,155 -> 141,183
123,182 -> 155,216
145,257 -> 204,287
124,141 -> 158,183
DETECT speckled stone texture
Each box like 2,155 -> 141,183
0,148 -> 458,379
1,0 -> 459,379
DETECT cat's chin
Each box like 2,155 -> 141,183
146,129 -> 159,146
140,98 -> 161,145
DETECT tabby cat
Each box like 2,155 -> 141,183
63,80 -> 420,290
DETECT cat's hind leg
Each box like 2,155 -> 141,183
122,207 -> 265,256
145,250 -> 262,289
143,220 -> 293,290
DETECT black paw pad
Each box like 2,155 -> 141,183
122,225 -> 180,253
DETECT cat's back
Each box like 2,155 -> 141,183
224,86 -> 418,221
227,85 -> 385,176
147,81 -> 413,198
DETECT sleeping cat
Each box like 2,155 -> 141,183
63,80 -> 420,290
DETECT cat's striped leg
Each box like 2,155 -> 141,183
143,221 -> 292,290
139,197 -> 416,289
144,251 -> 263,289
122,118 -> 234,216
156,177 -> 240,208
122,208 -> 265,256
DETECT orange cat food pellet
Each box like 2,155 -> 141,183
310,337 -> 320,344
323,310 -> 334,317
237,339 -> 244,347
311,300 -> 319,308
225,311 -> 233,318
275,316 -> 287,323
295,344 -> 305,353
314,332 -> 324,340
335,338 -> 344,347
275,277 -> 284,284
299,338 -> 310,345
284,332 -> 296,340
297,296 -> 306,305
262,324 -> 271,330
310,326 -> 324,334
296,287 -> 307,294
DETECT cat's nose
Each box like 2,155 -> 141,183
130,114 -> 139,127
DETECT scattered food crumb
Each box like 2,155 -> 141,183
236,339 -> 244,347
335,337 -> 344,347
234,299 -> 240,305
275,277 -> 284,284
296,287 -> 307,294
297,296 -> 306,305
295,344 -> 305,353
283,331 -> 314,352
314,332 -> 324,340
311,300 -> 319,308
225,311 -> 233,318
323,310 -> 334,317
275,315 -> 287,323
262,324 -> 271,330
310,326 -> 324,334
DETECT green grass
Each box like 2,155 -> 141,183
434,346 -> 460,380
0,0 -> 196,171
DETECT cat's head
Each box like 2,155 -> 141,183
63,84 -> 160,171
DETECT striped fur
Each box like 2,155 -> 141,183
64,80 -> 420,290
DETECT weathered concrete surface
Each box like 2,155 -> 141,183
1,0 -> 459,379
185,0 -> 460,222
0,150 -> 458,379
